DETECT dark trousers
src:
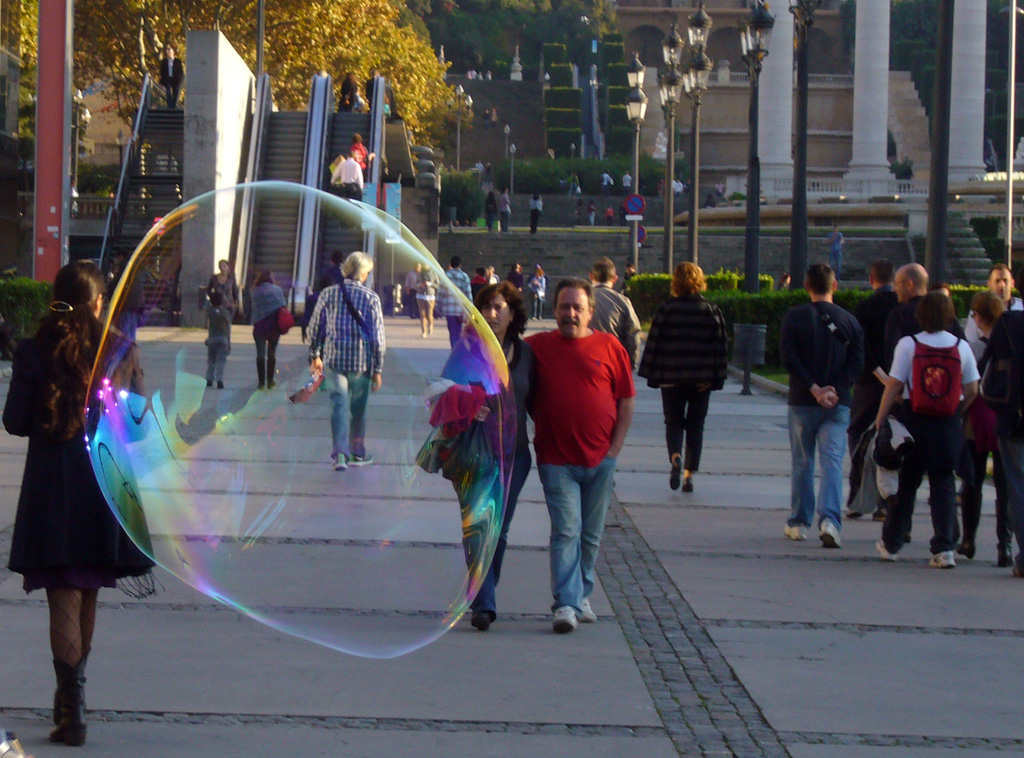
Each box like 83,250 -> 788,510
254,333 -> 280,387
961,441 -> 1012,550
529,209 -> 540,233
164,83 -> 181,109
661,384 -> 712,472
882,412 -> 963,554
446,315 -> 462,347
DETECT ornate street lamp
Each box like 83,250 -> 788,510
626,53 -> 649,271
684,3 -> 713,266
659,22 -> 685,273
509,143 -> 517,195
789,0 -> 822,281
504,123 -> 511,158
740,0 -> 775,293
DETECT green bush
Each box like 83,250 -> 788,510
599,42 -> 624,66
490,155 -> 667,195
545,108 -> 581,129
0,278 -> 52,339
545,128 -> 583,158
605,63 -> 628,88
544,87 -> 582,109
439,170 -> 485,225
604,127 -> 633,156
543,43 -> 568,65
549,64 -> 573,88
607,103 -> 629,131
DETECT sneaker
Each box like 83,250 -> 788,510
552,606 -> 578,634
348,454 -> 374,467
929,550 -> 956,569
845,509 -> 864,520
669,457 -> 682,491
470,611 -> 492,631
206,380 -> 213,387
876,540 -> 898,562
578,598 -> 597,624
217,381 -> 224,389
681,476 -> 694,493
783,524 -> 808,541
333,455 -> 348,472
819,520 -> 842,549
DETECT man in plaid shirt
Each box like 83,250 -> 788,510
308,251 -> 386,471
434,255 -> 473,346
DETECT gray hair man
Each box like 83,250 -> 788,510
589,257 -> 641,370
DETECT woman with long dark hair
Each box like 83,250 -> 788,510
638,262 -> 728,492
5,261 -> 153,746
250,269 -> 286,389
468,281 -> 534,630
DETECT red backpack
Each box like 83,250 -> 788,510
909,336 -> 962,417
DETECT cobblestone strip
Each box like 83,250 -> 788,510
779,730 -> 1024,750
0,707 -> 665,738
704,618 -> 1024,638
597,499 -> 791,758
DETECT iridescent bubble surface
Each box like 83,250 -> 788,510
86,182 -> 513,658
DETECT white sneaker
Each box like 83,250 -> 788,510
875,540 -> 898,562
819,520 -> 842,549
552,606 -> 578,634
929,550 -> 956,569
784,524 -> 808,541
333,455 -> 348,471
578,598 -> 597,624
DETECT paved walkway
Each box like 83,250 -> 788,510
0,320 -> 1022,757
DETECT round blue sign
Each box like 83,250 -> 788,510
636,225 -> 646,244
625,194 -> 646,215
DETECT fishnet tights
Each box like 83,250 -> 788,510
46,588 -> 97,666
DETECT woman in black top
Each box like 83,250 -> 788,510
638,262 -> 728,492
5,261 -> 154,746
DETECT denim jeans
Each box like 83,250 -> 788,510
325,368 -> 371,459
829,248 -> 843,280
998,436 -> 1024,571
538,457 -> 617,612
470,447 -> 532,618
788,404 -> 850,530
205,338 -> 230,383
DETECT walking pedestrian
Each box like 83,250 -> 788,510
529,193 -> 543,233
416,266 -> 438,337
589,257 -> 642,369
638,262 -> 728,492
250,269 -> 286,390
965,263 -> 1024,344
205,290 -> 231,389
159,43 -> 184,109
827,223 -> 844,281
436,256 -> 473,346
498,189 -> 511,232
526,265 -> 547,319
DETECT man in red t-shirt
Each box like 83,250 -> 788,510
526,279 -> 635,633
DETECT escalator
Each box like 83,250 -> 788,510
316,110 -> 372,279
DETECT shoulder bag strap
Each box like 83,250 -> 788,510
339,281 -> 370,340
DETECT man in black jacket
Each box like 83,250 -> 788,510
883,263 -> 964,370
982,310 -> 1024,577
781,264 -> 864,549
847,259 -> 899,518
159,44 -> 184,109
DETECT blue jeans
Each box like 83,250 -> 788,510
829,248 -> 842,280
325,368 -> 371,459
470,447 -> 532,618
788,404 -> 849,530
538,457 -> 617,612
998,436 -> 1024,571
206,338 -> 230,383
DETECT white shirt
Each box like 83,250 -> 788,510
601,173 -> 613,186
965,296 -> 1024,342
889,330 -> 980,400
621,173 -> 632,189
332,157 -> 364,188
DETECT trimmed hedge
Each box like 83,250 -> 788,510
544,87 -> 582,109
545,128 -> 582,158
546,108 -> 581,129
548,64 -> 573,88
605,127 -> 634,156
605,63 -> 628,88
489,155 -> 666,195
626,276 -> 993,367
0,278 -> 52,339
439,170 -> 485,225
543,43 -> 568,65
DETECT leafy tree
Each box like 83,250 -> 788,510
69,0 -> 451,139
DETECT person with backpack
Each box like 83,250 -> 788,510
874,291 -> 980,568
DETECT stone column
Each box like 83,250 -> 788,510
948,0 -> 986,180
758,7 -> 794,198
845,0 -> 892,193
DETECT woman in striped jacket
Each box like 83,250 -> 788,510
638,262 -> 728,492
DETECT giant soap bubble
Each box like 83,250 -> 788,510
86,181 -> 514,658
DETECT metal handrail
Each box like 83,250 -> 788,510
99,73 -> 152,272
236,74 -> 273,294
293,73 -> 332,298
362,75 -> 389,268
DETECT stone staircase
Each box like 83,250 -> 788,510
450,75 -> 546,168
888,71 -> 932,182
909,213 -> 991,285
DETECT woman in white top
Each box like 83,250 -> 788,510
874,291 -> 979,569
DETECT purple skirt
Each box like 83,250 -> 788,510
22,566 -> 118,593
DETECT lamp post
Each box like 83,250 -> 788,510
740,0 -> 775,293
659,22 -> 685,273
504,123 -> 511,158
1006,1 -> 1024,265
627,53 -> 649,271
683,2 -> 713,266
510,143 -> 517,195
789,0 -> 822,282
256,0 -> 266,77
450,85 -> 472,171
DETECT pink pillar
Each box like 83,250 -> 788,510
34,0 -> 74,282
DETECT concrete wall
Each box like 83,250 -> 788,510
180,30 -> 254,326
438,230 -> 912,296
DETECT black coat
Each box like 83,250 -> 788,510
4,338 -> 154,577
160,57 -> 184,88
638,294 -> 728,389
